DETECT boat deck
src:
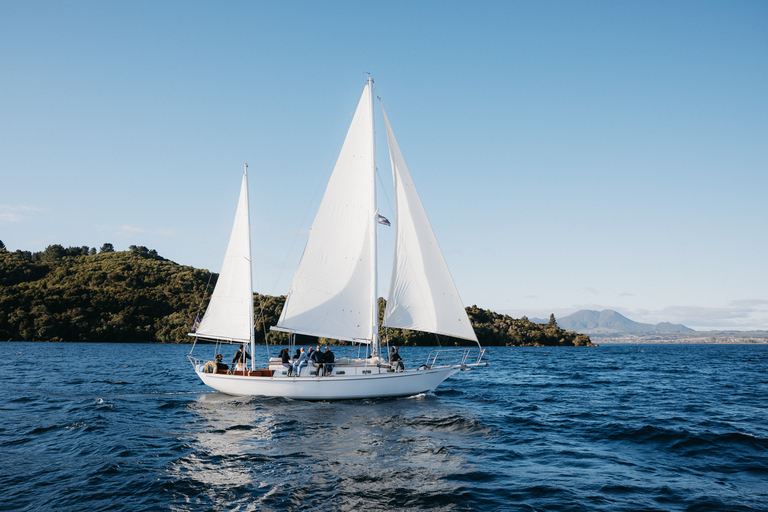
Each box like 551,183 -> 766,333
191,348 -> 487,379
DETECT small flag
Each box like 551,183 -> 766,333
192,315 -> 201,332
377,214 -> 391,226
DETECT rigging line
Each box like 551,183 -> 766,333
265,101 -> 358,299
251,267 -> 271,355
191,270 -> 214,331
375,167 -> 394,219
254,292 -> 271,358
341,345 -> 359,359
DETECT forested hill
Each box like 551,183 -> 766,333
0,244 -> 211,343
0,244 -> 594,346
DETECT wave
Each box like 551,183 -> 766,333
602,423 -> 768,451
376,413 -> 493,435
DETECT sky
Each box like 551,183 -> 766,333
2,0 -> 767,331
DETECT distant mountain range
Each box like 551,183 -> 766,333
544,309 -> 694,336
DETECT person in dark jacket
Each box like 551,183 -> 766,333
310,346 -> 324,376
390,346 -> 404,371
280,348 -> 293,376
215,354 -> 229,372
323,346 -> 335,376
232,344 -> 251,367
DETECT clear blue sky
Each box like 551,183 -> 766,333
2,1 -> 767,331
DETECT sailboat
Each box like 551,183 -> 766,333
189,78 -> 487,400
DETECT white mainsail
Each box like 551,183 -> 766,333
272,82 -> 377,343
191,167 -> 254,344
381,107 -> 478,342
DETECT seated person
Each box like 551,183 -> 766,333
309,346 -> 324,376
390,346 -> 404,371
280,347 -> 293,376
294,347 -> 308,376
323,346 -> 335,376
215,354 -> 229,372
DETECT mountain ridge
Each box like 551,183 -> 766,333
555,309 -> 694,335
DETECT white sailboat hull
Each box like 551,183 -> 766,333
195,366 -> 461,400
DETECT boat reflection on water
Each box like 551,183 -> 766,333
167,393 -> 281,492
168,391 -> 493,510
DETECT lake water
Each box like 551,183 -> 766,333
1,342 -> 766,511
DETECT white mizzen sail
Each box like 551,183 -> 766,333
381,106 -> 478,342
192,166 -> 254,344
272,82 -> 377,343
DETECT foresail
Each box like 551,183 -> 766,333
273,84 -> 376,343
381,106 -> 478,342
192,171 -> 253,343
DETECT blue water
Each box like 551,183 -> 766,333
1,343 -> 766,511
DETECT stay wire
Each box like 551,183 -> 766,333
266,103 -> 357,300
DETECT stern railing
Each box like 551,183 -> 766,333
425,347 -> 488,369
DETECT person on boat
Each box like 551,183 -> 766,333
232,344 -> 251,368
280,348 -> 293,377
310,345 -> 325,376
390,346 -> 404,372
294,348 -> 301,361
215,354 -> 229,372
294,347 -> 308,377
323,346 -> 335,376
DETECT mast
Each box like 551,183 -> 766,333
244,162 -> 255,371
368,77 -> 379,357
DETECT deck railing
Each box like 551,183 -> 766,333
425,347 -> 488,369
189,347 -> 489,376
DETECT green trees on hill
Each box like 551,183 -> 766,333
465,306 -> 592,347
0,244 -> 594,346
0,245 -> 212,343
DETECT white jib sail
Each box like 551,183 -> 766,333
193,169 -> 254,344
273,83 -> 377,343
381,106 -> 478,342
